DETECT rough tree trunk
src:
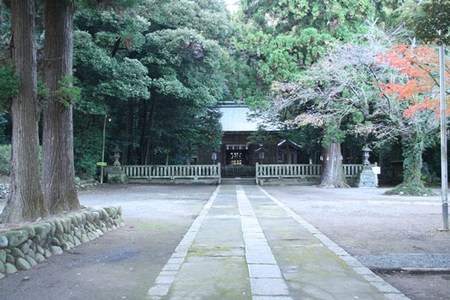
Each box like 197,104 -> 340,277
387,133 -> 430,195
139,98 -> 150,164
1,0 -> 47,223
319,142 -> 350,188
42,0 -> 79,213
402,136 -> 424,186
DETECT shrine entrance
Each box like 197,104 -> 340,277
222,144 -> 255,177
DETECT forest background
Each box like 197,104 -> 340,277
0,0 -> 449,222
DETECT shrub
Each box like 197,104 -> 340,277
0,144 -> 11,175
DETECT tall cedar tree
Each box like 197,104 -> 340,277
1,0 -> 47,223
42,0 -> 80,213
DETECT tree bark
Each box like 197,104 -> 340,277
139,98 -> 150,164
1,0 -> 47,223
42,0 -> 79,214
401,133 -> 426,186
319,142 -> 350,188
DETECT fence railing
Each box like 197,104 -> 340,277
255,163 -> 364,184
221,165 -> 256,177
120,163 -> 221,182
343,164 -> 365,178
119,163 -> 365,185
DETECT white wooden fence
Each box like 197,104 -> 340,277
120,163 -> 221,182
119,163 -> 364,185
255,163 -> 364,184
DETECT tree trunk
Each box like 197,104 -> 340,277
125,99 -> 136,165
319,142 -> 350,188
139,98 -> 150,164
387,132 -> 430,195
144,95 -> 157,165
42,0 -> 79,214
402,135 -> 424,185
1,0 -> 47,223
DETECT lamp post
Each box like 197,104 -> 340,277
100,114 -> 111,184
439,43 -> 448,230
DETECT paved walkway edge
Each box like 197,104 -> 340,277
236,186 -> 293,300
258,186 -> 410,300
147,185 -> 221,299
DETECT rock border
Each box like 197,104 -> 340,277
0,206 -> 123,279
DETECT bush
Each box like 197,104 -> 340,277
74,130 -> 102,179
0,144 -> 11,175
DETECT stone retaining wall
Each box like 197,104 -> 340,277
0,206 -> 123,279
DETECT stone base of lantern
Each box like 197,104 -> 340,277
356,166 -> 378,188
106,166 -> 128,184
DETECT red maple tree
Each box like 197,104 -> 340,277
378,44 -> 449,118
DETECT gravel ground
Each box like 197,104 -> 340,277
262,185 -> 450,300
357,253 -> 450,269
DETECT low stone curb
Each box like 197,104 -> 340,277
0,206 -> 123,279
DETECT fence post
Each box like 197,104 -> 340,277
218,162 -> 221,184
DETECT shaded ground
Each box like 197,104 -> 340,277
0,183 -> 448,299
0,185 -> 215,300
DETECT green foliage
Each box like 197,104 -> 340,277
415,0 -> 450,45
248,126 -> 279,146
74,119 -> 102,178
38,78 -> 50,99
0,63 -> 19,108
323,125 -> 346,145
145,0 -> 232,43
77,0 -> 141,10
385,182 -> 433,196
98,58 -> 151,100
233,0 -> 389,108
0,144 -> 11,175
57,75 -> 82,108
70,0 -> 231,169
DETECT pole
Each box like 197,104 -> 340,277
100,114 -> 107,184
439,44 -> 449,230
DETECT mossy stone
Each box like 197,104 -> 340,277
5,263 -> 17,274
0,249 -> 6,263
0,235 -> 8,248
35,253 -> 45,263
18,225 -> 35,239
11,248 -> 25,258
16,257 -> 31,270
3,230 -> 29,247
34,223 -> 52,240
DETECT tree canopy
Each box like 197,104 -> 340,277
0,0 -> 449,223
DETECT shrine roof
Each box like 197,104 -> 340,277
219,105 -> 276,132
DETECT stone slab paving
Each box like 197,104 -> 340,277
147,184 -> 409,300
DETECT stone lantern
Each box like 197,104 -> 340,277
211,151 -> 218,164
113,146 -> 121,167
362,145 -> 372,166
255,146 -> 267,164
357,145 -> 378,188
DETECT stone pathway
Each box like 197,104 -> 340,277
147,185 -> 409,300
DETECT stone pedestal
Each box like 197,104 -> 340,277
106,166 -> 128,184
357,166 -> 378,188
